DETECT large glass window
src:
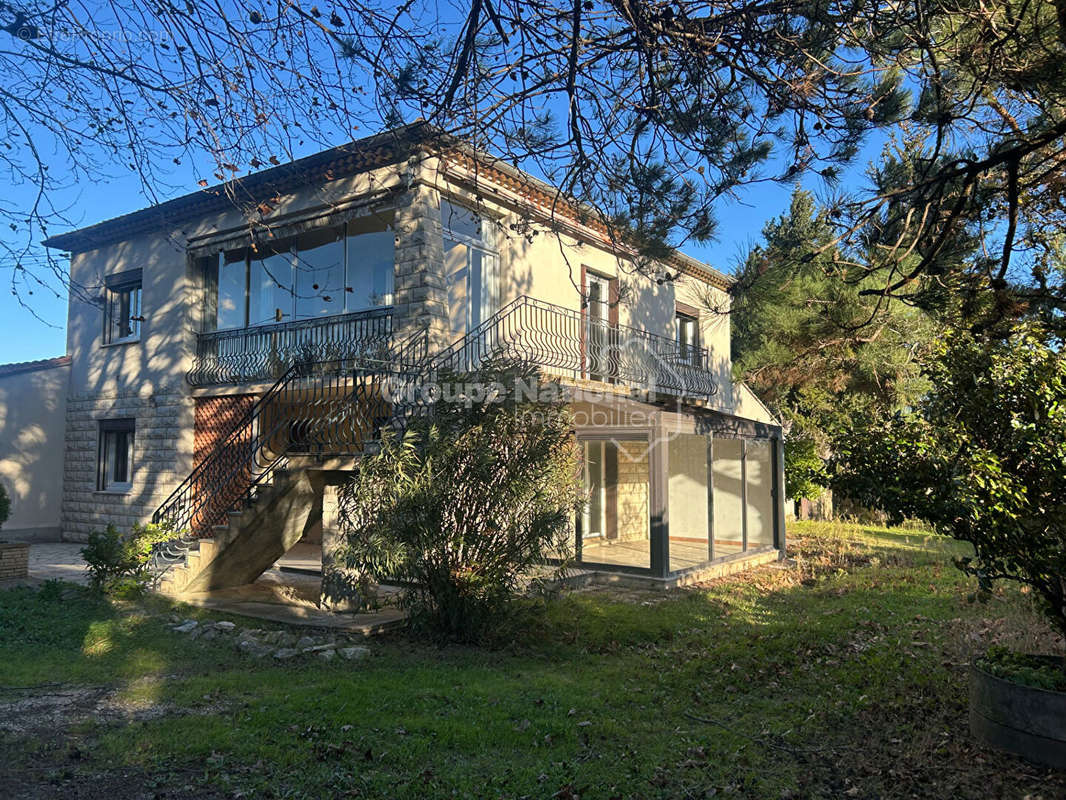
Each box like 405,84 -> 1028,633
579,439 -> 651,570
248,244 -> 295,326
442,198 -> 497,339
215,251 -> 247,330
711,438 -> 745,556
295,227 -> 345,319
745,439 -> 776,547
345,216 -> 395,311
668,434 -> 711,571
203,216 -> 395,331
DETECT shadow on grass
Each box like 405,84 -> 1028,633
0,525 -> 1062,799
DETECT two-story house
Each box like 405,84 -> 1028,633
1,123 -> 784,591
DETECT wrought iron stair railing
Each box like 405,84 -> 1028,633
430,296 -> 718,399
153,328 -> 429,541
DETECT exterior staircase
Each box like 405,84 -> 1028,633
156,467 -> 317,596
149,331 -> 429,595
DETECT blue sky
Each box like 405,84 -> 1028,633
0,2 -> 904,366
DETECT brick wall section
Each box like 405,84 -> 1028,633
194,395 -> 256,466
616,448 -> 650,543
0,542 -> 29,579
189,394 -> 258,534
61,386 -> 193,543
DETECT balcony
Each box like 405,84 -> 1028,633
188,309 -> 393,386
432,296 -> 718,400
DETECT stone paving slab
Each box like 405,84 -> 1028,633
27,543 -> 90,585
168,567 -> 405,634
173,594 -> 406,634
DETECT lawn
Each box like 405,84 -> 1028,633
1,521 -> 1063,799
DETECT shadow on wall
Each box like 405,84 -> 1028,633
0,359 -> 71,540
63,232 -> 201,542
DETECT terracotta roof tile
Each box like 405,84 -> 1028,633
0,355 -> 71,377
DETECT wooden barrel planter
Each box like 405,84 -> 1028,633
970,659 -> 1066,769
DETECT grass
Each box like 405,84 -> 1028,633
1,521 -> 1064,799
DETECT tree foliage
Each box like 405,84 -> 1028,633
0,481 -> 9,529
80,520 -> 178,593
731,188 -> 934,500
2,1 -> 1064,327
831,324 -> 1066,644
334,360 -> 582,641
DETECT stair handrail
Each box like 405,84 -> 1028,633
152,333 -> 428,538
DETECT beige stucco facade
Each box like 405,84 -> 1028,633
26,129 -> 781,563
0,359 -> 70,539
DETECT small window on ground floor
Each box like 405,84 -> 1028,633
98,419 -> 135,492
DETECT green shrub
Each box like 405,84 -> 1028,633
81,521 -> 181,592
833,323 -> 1066,654
979,647 -> 1066,692
334,359 -> 582,642
0,481 -> 9,530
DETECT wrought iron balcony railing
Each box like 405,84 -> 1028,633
187,308 -> 393,386
431,296 -> 718,399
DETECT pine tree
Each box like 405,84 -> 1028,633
732,189 -> 935,500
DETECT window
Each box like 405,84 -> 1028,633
668,434 -> 712,571
711,438 -> 744,556
345,216 -> 395,311
202,216 -> 395,332
585,273 -> 613,381
103,271 -> 142,344
248,243 -> 295,326
98,419 -> 135,491
676,310 -> 698,363
442,198 -> 498,338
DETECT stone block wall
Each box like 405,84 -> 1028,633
391,175 -> 450,354
61,385 -> 193,542
616,448 -> 650,543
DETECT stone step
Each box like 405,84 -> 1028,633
197,538 -> 217,561
155,466 -> 314,596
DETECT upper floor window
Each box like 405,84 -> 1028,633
441,198 -> 498,335
203,215 -> 395,331
676,308 -> 699,363
102,270 -> 142,345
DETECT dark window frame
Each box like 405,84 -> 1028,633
102,270 -> 143,345
97,418 -> 135,492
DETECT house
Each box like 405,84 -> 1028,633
1,123 -> 784,590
